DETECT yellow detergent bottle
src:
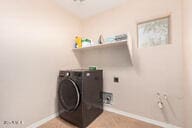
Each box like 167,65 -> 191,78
75,36 -> 82,48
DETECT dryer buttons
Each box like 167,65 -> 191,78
65,72 -> 70,77
86,73 -> 90,77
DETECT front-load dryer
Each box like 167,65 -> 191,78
57,70 -> 103,128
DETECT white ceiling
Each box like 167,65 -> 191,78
56,0 -> 128,19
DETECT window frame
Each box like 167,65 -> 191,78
137,15 -> 171,48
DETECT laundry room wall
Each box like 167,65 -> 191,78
81,0 -> 184,127
0,0 -> 81,127
183,0 -> 192,127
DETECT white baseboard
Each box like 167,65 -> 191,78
27,113 -> 58,128
104,106 -> 181,128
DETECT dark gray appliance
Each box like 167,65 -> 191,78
57,70 -> 103,128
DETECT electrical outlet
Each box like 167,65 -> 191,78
103,92 -> 113,105
114,77 -> 119,83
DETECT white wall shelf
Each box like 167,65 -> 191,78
72,40 -> 127,51
72,33 -> 133,65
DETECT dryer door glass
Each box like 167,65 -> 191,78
58,79 -> 80,112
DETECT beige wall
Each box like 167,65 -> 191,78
81,0 -> 184,126
0,0 -> 81,127
183,0 -> 192,127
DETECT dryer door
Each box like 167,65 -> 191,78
58,79 -> 80,112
